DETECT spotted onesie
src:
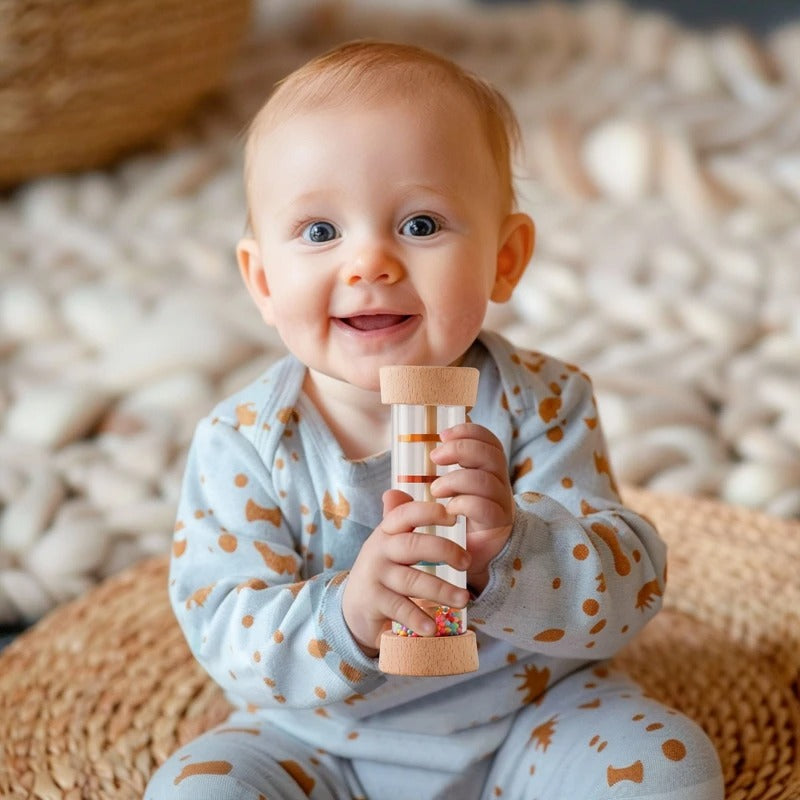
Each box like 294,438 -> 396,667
147,331 -> 723,799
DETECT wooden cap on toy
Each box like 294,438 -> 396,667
378,630 -> 478,676
380,366 -> 479,407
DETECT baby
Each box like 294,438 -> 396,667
146,40 -> 723,800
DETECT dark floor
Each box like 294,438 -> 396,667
481,0 -> 800,33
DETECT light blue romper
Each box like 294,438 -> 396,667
147,331 -> 723,799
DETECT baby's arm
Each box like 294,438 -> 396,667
451,363 -> 666,659
170,417 -> 385,709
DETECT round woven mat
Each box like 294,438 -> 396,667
0,0 -> 251,186
0,488 -> 798,799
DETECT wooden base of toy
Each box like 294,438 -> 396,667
378,630 -> 479,676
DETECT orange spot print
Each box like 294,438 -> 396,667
174,760 -> 233,785
234,473 -> 248,487
242,615 -> 253,628
340,662 -> 364,682
174,520 -> 185,532
582,598 -> 599,616
306,523 -> 317,534
590,522 -> 631,576
185,584 -> 215,609
580,698 -> 601,709
308,639 -> 331,658
590,619 -> 607,634
592,666 -> 609,679
533,628 -> 565,643
584,416 -> 598,430
254,541 -> 299,576
528,715 -> 558,751
324,554 -> 334,569
245,499 -> 282,527
315,708 -> 329,718
662,739 -> 686,761
218,532 -> 237,553
236,403 -> 257,427
515,664 -> 550,705
279,760 -> 315,796
253,651 -> 261,662
494,787 -> 502,797
344,693 -> 366,705
314,687 -> 327,699
598,741 -> 607,752
521,491 -> 543,503
347,731 -> 359,740
513,558 -> 522,571
561,477 -> 573,488
275,458 -> 285,470
581,499 -> 599,515
511,457 -> 533,482
283,581 -> 305,597
633,549 -> 641,562
646,723 -> 664,731
327,571 -> 348,587
632,714 -> 645,721
264,677 -> 276,687
173,539 -> 187,558
552,577 -> 561,589
539,396 -> 562,423
194,509 -> 205,519
277,407 -> 300,426
636,579 -> 663,611
573,544 -> 590,560
596,573 -> 607,592
593,451 -> 619,494
322,491 -> 350,529
237,578 -> 268,592
607,760 -> 644,787
273,631 -> 284,644
546,426 -> 564,443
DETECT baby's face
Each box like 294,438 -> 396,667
243,93 -> 513,392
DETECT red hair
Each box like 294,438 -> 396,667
244,40 -> 521,219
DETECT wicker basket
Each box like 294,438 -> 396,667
0,0 -> 251,186
0,488 -> 798,798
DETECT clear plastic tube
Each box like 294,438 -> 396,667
390,403 -> 467,637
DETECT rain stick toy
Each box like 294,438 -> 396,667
378,365 -> 480,676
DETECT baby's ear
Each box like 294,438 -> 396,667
237,238 -> 275,325
491,213 -> 535,303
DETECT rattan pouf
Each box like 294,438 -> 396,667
0,0 -> 251,186
0,488 -> 798,799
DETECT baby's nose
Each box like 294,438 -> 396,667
342,246 -> 405,286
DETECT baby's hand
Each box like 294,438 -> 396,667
429,423 -> 514,594
342,490 -> 471,657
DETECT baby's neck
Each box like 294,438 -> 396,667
303,369 -> 390,461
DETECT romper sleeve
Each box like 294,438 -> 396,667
468,356 -> 667,659
169,416 -> 385,710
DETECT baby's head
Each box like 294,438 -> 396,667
238,40 -> 535,391
243,40 -> 522,229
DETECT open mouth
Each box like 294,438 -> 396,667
338,314 -> 412,332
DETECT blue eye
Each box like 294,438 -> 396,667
301,221 -> 339,243
401,215 -> 439,237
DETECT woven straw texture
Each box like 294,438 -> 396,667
0,488 -> 798,799
0,0 -> 251,186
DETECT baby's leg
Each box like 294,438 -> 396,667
484,662 -> 724,799
145,710 -> 360,800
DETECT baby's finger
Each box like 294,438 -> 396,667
430,468 -> 510,504
430,437 -> 508,476
384,530 -> 471,571
381,564 -> 470,611
380,500 -> 456,535
439,423 -> 502,447
444,494 -> 509,531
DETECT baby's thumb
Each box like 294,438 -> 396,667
382,489 -> 413,516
